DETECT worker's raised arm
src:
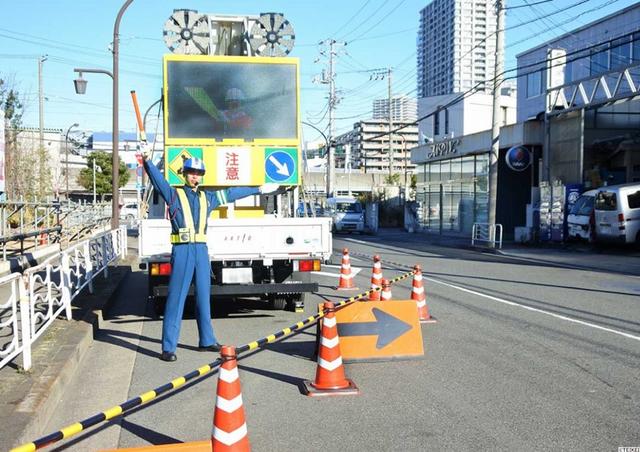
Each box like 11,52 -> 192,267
142,155 -> 174,204
207,187 -> 260,209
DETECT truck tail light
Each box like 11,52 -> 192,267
298,259 -> 321,272
150,263 -> 172,276
618,213 -> 625,222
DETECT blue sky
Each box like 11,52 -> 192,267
0,0 -> 638,144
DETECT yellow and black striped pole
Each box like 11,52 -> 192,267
13,269 -> 414,451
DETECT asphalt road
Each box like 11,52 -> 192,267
42,232 -> 640,451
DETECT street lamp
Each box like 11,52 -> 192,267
301,121 -> 332,197
72,0 -> 134,229
65,123 -> 79,200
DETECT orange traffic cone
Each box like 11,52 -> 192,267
380,278 -> 392,301
411,265 -> 435,323
368,255 -> 383,301
211,346 -> 250,452
303,302 -> 359,397
38,230 -> 47,246
336,248 -> 357,290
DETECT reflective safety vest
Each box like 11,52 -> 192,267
170,188 -> 208,244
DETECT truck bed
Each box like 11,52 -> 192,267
139,217 -> 333,261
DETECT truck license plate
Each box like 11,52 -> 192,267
222,268 -> 253,284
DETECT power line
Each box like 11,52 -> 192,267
330,0 -> 373,37
505,0 -> 555,9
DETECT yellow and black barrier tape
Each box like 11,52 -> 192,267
13,268 -> 414,451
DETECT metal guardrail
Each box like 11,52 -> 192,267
471,223 -> 503,249
0,200 -> 112,259
0,226 -> 127,371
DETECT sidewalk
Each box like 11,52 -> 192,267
0,257 -> 134,449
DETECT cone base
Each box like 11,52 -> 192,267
336,286 -> 359,290
302,379 -> 360,397
419,316 -> 437,324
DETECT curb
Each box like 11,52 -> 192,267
3,260 -> 133,449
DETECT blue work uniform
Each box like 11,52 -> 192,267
144,160 -> 259,353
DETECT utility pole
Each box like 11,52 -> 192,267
387,67 -> 393,176
38,56 -> 46,150
38,55 -> 48,198
488,0 -> 505,241
315,39 -> 345,199
328,39 -> 336,198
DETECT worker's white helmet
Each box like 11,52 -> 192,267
225,87 -> 245,102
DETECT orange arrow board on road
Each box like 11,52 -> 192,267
334,300 -> 424,362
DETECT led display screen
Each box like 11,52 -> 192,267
166,60 -> 298,141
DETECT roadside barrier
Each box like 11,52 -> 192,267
336,248 -> 357,290
12,266 -> 415,451
303,302 -> 359,397
412,265 -> 435,323
0,226 -> 127,371
368,255 -> 383,301
380,278 -> 392,301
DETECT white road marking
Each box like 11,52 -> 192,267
312,267 -> 362,278
335,241 -> 640,342
426,277 -> 640,342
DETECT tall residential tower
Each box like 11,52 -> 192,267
417,0 -> 498,97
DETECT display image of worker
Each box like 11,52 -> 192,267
142,151 -> 278,362
218,87 -> 252,134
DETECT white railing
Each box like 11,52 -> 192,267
471,223 -> 503,249
0,226 -> 127,371
0,273 -> 30,370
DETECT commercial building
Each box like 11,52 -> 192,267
418,88 -> 516,141
411,122 -> 542,235
334,119 -> 419,175
412,2 -> 640,240
373,95 -> 418,122
516,2 -> 640,187
417,0 -> 498,97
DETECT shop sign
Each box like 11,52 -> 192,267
427,139 -> 460,159
505,146 -> 531,172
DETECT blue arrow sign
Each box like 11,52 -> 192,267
265,150 -> 296,183
337,308 -> 412,349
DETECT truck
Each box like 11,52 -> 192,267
137,10 -> 332,314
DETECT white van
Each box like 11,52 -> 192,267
594,183 -> 640,245
567,189 -> 598,242
327,197 -> 365,233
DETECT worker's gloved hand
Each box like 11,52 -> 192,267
140,145 -> 152,161
259,183 -> 280,194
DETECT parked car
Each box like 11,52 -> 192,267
327,196 -> 365,233
567,189 -> 597,242
119,202 -> 139,222
594,182 -> 640,245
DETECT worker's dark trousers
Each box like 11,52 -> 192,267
162,242 -> 216,353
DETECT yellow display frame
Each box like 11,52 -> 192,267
162,54 -> 301,148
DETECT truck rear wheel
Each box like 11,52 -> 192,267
286,293 -> 305,312
268,294 -> 288,310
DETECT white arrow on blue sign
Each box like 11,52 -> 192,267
265,151 -> 295,182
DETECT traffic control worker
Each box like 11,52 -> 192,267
142,150 -> 278,362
